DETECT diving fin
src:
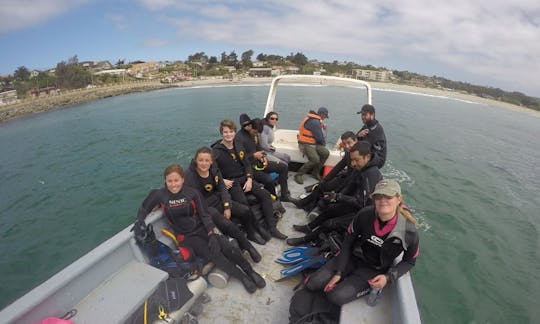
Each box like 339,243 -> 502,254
277,256 -> 327,280
304,182 -> 320,193
275,246 -> 320,265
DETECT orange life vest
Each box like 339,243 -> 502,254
297,113 -> 322,144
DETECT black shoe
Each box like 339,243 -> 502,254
247,270 -> 266,288
270,228 -> 288,240
293,224 -> 311,234
286,237 -> 305,246
241,276 -> 257,293
247,232 -> 266,245
247,246 -> 262,263
258,226 -> 272,242
290,197 -> 305,208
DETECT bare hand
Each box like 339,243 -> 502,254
223,179 -> 234,189
243,178 -> 253,192
368,274 -> 387,290
359,129 -> 369,137
254,151 -> 265,159
223,209 -> 231,219
324,274 -> 342,292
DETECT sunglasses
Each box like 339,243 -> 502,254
270,117 -> 279,121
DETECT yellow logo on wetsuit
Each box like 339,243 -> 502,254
214,175 -> 219,184
239,151 -> 245,160
204,184 -> 214,192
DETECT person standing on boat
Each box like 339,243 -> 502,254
305,179 -> 419,306
295,107 -> 330,184
184,146 -> 265,263
292,131 -> 358,212
357,104 -> 387,168
134,163 -> 266,294
211,119 -> 288,240
287,141 -> 382,246
259,112 -> 291,165
236,113 -> 292,202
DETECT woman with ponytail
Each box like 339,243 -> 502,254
305,179 -> 419,306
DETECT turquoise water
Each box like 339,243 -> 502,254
1,84 -> 539,323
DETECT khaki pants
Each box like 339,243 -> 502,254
297,143 -> 329,176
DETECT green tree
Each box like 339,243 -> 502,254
287,52 -> 308,67
188,52 -> 208,63
14,66 -> 31,81
208,56 -> 218,64
241,50 -> 254,68
55,55 -> 91,89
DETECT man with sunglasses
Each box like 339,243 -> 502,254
357,104 -> 386,169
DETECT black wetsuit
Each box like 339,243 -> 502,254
211,139 -> 277,232
357,119 -> 387,169
236,128 -> 289,198
306,205 -> 419,306
137,186 -> 256,284
184,161 -> 260,251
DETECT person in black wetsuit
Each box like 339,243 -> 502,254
184,146 -> 265,263
133,163 -> 266,293
211,119 -> 288,240
356,104 -> 386,169
286,141 -> 382,246
236,113 -> 292,202
305,179 -> 420,306
292,131 -> 359,212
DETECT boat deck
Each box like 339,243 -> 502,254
197,172 -> 393,323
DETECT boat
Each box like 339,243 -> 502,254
0,75 -> 421,323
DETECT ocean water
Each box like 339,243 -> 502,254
1,83 -> 539,323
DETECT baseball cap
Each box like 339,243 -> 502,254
371,179 -> 401,197
317,107 -> 329,118
357,104 -> 375,114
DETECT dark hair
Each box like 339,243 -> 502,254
340,131 -> 356,141
350,141 -> 371,156
220,119 -> 237,133
265,112 -> 278,121
163,163 -> 184,178
195,146 -> 213,159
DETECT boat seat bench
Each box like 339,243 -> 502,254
71,260 -> 168,323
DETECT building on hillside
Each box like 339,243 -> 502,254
252,61 -> 266,68
94,69 -> 127,76
0,89 -> 19,105
353,69 -> 393,82
80,61 -> 113,72
248,68 -> 272,77
285,66 -> 300,74
127,62 -> 161,78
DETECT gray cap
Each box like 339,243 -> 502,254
317,107 -> 329,118
371,179 -> 401,197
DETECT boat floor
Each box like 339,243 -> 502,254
197,172 -> 393,323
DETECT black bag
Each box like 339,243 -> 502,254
289,288 -> 340,324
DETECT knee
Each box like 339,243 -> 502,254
326,284 -> 358,306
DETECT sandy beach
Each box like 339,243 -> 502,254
0,76 -> 535,124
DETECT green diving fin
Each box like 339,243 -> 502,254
275,246 -> 320,265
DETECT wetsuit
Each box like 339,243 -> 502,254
306,205 -> 419,306
211,139 -> 277,234
236,127 -> 289,199
357,119 -> 387,169
137,186 -> 259,288
184,161 -> 262,252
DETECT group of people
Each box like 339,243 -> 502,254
133,103 -> 420,310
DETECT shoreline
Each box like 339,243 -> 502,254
1,77 -> 536,124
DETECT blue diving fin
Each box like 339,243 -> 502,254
276,256 -> 327,281
275,246 -> 320,265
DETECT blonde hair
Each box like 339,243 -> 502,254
398,202 -> 417,224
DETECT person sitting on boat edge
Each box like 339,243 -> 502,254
357,104 -> 386,169
236,113 -> 292,202
211,119 -> 288,240
259,111 -> 291,165
295,107 -> 330,184
183,146 -> 265,263
287,141 -> 382,246
292,130 -> 358,212
134,163 -> 266,293
304,179 -> 419,306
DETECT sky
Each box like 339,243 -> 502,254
1,0 -> 539,97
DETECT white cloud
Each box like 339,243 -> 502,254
0,0 -> 87,33
143,38 -> 169,47
145,0 -> 540,94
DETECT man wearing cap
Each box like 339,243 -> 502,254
357,104 -> 387,169
295,107 -> 330,184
